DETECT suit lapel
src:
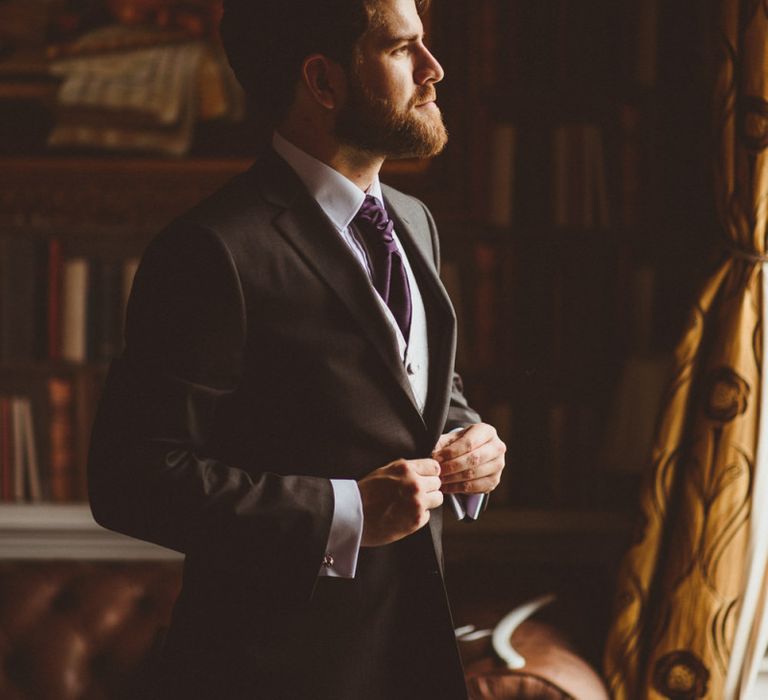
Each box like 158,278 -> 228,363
383,195 -> 457,446
253,150 -> 426,429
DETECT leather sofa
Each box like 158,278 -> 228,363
0,561 -> 608,699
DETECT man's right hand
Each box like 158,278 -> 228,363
357,459 -> 443,547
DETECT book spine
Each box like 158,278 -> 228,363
20,397 -> 42,502
1,236 -> 39,361
48,237 -> 63,361
48,376 -> 75,502
488,123 -> 516,228
473,243 -> 497,369
87,258 -> 102,362
0,397 -> 10,501
552,126 -> 568,227
12,397 -> 24,502
620,105 -> 641,228
61,257 -> 90,363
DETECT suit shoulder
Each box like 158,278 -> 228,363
381,183 -> 433,223
175,162 -> 274,239
144,156 -> 282,267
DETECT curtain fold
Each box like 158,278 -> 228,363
603,2 -> 768,698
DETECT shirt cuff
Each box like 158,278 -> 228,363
318,479 -> 363,578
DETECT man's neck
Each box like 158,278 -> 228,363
275,126 -> 385,192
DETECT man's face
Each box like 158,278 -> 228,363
334,0 -> 448,159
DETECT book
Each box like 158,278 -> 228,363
588,125 -> 611,228
601,354 -> 672,473
48,376 -> 75,501
620,104 -> 642,227
96,259 -> 124,361
552,126 -> 569,227
47,237 -> 63,361
19,397 -> 42,502
46,28 -> 226,156
0,235 -> 45,362
4,396 -> 43,502
635,0 -> 659,87
72,370 -> 93,500
488,123 -> 517,228
11,397 -> 24,501
61,257 -> 89,363
631,266 -> 656,355
473,243 -> 498,369
551,124 -> 610,228
0,397 -> 11,501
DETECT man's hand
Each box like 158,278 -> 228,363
358,459 -> 444,547
432,423 -> 506,495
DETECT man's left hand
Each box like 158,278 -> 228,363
432,423 -> 506,494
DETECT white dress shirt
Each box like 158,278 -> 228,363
272,131 -> 432,578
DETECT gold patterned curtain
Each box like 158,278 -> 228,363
603,2 -> 768,699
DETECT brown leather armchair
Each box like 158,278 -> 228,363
0,561 -> 607,699
0,562 -> 180,700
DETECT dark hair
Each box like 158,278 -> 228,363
220,0 -> 430,127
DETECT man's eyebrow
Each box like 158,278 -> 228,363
381,31 -> 423,47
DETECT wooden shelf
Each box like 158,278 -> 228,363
0,503 -> 633,562
0,503 -> 181,560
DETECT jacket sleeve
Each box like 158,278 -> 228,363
87,221 -> 334,598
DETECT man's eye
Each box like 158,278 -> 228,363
392,45 -> 409,55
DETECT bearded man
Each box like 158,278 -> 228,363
87,0 -> 506,698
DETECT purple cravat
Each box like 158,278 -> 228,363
353,195 -> 412,341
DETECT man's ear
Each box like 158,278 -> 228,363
301,54 -> 347,111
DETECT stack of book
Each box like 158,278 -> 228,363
485,121 -> 612,231
0,370 -> 90,503
0,395 -> 42,502
0,234 -> 139,364
47,24 -> 244,156
551,124 -> 611,229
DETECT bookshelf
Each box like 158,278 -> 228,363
0,156 -> 251,508
0,0 -> 714,558
433,0 -> 717,516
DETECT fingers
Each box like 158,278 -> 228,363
433,428 -> 466,453
433,423 -> 497,463
438,440 -> 502,483
440,457 -> 505,494
390,458 -> 442,505
432,423 -> 506,495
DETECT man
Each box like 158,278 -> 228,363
87,0 -> 506,697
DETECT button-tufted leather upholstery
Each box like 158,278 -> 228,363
0,561 -> 606,699
0,562 -> 181,700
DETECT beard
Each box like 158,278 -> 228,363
334,72 -> 448,159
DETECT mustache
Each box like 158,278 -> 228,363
411,86 -> 437,107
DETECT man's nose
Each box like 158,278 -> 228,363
415,44 -> 445,85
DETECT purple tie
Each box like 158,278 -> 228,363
353,195 -> 412,341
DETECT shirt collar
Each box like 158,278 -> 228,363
272,131 -> 384,232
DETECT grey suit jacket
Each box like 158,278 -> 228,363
87,148 -> 479,699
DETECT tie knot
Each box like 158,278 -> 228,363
355,195 -> 395,243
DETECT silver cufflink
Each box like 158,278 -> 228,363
322,553 -> 334,568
